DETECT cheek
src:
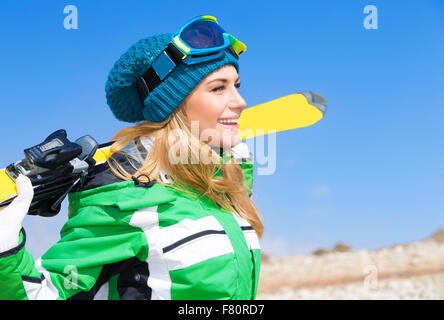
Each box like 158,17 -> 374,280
188,96 -> 225,130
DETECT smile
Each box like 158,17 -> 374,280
217,120 -> 239,130
217,119 -> 238,125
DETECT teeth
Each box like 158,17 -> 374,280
218,119 -> 238,124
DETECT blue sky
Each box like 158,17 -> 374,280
1,0 -> 443,258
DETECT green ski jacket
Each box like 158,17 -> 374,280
0,137 -> 261,300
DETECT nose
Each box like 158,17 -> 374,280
229,87 -> 247,112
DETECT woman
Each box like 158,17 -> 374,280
0,15 -> 263,300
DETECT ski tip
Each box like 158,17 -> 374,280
300,91 -> 327,115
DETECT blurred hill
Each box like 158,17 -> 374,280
258,229 -> 444,299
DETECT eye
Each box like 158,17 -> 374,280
212,82 -> 241,93
212,85 -> 225,92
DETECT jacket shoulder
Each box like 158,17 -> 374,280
80,139 -> 144,192
68,139 -> 177,212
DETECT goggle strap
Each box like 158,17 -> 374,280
225,45 -> 239,60
137,43 -> 185,101
136,44 -> 238,103
165,42 -> 186,64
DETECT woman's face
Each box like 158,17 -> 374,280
185,64 -> 246,150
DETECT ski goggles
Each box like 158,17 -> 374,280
136,15 -> 247,102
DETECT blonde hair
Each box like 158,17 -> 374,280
106,100 -> 264,238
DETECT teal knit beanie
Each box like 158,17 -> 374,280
105,32 -> 240,123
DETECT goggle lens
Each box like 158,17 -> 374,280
181,20 -> 226,49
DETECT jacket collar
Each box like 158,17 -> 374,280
139,135 -> 173,184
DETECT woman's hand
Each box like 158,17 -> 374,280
0,175 -> 34,252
